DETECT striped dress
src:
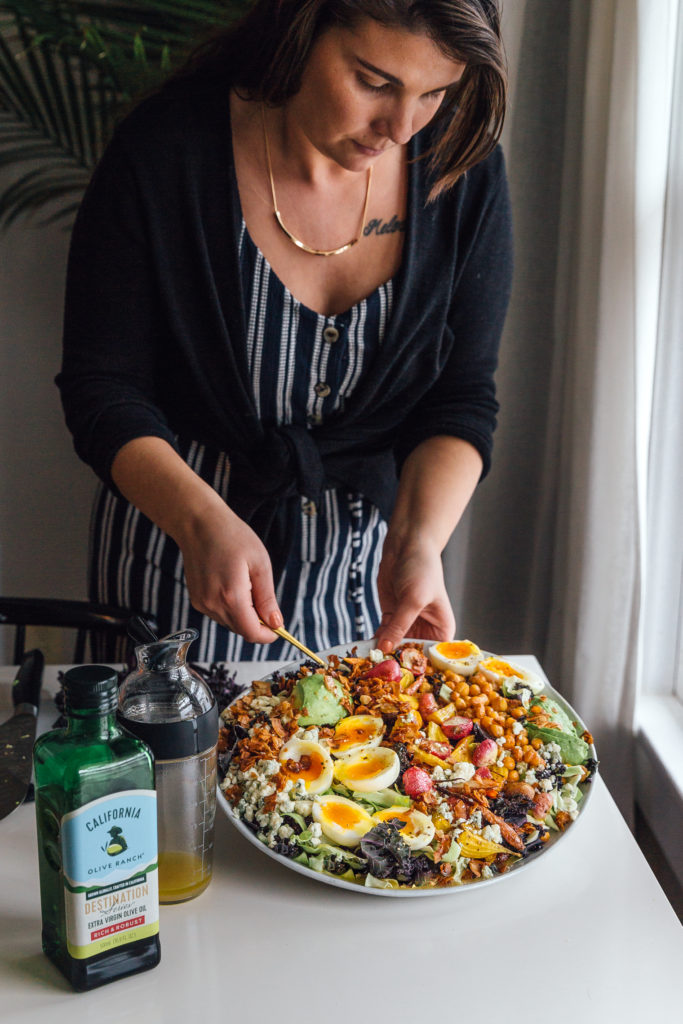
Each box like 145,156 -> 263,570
89,224 -> 394,662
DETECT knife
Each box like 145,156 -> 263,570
0,648 -> 44,821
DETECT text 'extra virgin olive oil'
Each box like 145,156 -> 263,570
33,666 -> 160,991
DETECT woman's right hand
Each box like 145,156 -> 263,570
111,437 -> 282,644
176,501 -> 283,644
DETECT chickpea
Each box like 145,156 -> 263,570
481,715 -> 494,731
505,716 -> 516,729
503,735 -> 515,749
531,737 -> 543,750
508,769 -> 520,782
518,730 -> 528,745
523,748 -> 536,764
456,682 -> 470,697
480,680 -> 493,695
503,755 -> 515,771
469,683 -> 481,696
510,706 -> 525,720
490,723 -> 504,738
512,745 -> 524,761
491,696 -> 508,713
445,670 -> 457,681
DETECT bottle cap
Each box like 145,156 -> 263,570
117,704 -> 219,760
63,665 -> 119,712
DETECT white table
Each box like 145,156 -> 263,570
1,660 -> 681,1022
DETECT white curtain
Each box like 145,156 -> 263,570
640,3 -> 683,701
446,0 -> 680,817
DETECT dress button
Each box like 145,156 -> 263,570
323,325 -> 340,344
314,382 -> 331,397
307,412 -> 323,426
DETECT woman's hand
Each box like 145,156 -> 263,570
372,435 -> 483,653
375,538 -> 455,653
177,501 -> 282,644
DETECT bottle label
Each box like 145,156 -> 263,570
61,789 -> 159,960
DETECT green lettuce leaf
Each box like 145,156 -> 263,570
352,788 -> 411,809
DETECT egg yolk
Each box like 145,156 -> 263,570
324,803 -> 366,829
333,723 -> 376,750
436,641 -> 478,659
283,751 -> 325,782
483,658 -> 516,676
342,755 -> 385,781
378,810 -> 411,826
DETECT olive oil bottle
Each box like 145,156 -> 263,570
33,665 -> 160,990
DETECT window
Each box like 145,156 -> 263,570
640,0 -> 683,703
635,0 -> 683,894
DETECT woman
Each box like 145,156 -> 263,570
58,0 -> 512,662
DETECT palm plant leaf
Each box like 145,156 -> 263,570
0,164 -> 90,225
0,0 -> 248,226
0,17 -> 108,223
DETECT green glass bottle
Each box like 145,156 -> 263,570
33,665 -> 161,991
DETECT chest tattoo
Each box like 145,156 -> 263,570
363,215 -> 407,237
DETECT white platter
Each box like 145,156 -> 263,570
217,640 -> 598,897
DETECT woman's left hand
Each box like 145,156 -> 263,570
372,436 -> 483,653
375,538 -> 455,653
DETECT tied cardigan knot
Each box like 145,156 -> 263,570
232,424 -> 325,510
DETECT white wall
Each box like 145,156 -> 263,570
0,198 -> 96,661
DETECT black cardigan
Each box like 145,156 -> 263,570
58,72 -> 513,568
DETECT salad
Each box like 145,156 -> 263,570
218,640 -> 598,891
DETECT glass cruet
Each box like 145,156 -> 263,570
117,629 -> 218,903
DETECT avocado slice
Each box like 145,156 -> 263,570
525,723 -> 589,764
292,673 -> 348,726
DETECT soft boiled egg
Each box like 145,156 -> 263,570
372,807 -> 436,851
330,714 -> 385,758
312,795 -> 375,847
428,640 -> 482,676
333,746 -> 400,793
478,656 -> 544,694
278,737 -> 333,795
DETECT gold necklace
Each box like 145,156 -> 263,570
260,104 -> 372,257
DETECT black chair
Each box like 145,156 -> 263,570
0,597 -> 157,664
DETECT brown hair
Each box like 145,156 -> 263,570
178,0 -> 507,197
